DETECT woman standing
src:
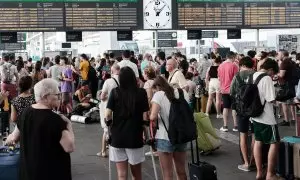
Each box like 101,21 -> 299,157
60,57 -> 73,116
11,76 -> 35,123
143,66 -> 156,103
5,78 -> 74,180
106,67 -> 149,180
149,76 -> 189,180
32,61 -> 47,86
205,55 -> 223,118
16,60 -> 29,79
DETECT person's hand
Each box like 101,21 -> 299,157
60,114 -> 72,130
5,134 -> 16,146
86,94 -> 92,98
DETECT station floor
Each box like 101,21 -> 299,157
71,115 -> 296,180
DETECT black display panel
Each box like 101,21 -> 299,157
227,29 -> 241,39
66,31 -> 82,42
65,1 -> 140,31
0,2 -> 64,32
177,1 -> 243,29
244,1 -> 300,28
187,30 -> 202,40
62,42 -> 71,48
0,32 -> 17,43
117,31 -> 133,41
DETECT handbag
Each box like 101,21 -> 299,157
188,140 -> 218,180
275,83 -> 295,102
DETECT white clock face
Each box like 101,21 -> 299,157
143,0 -> 172,29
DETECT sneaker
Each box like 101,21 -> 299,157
220,126 -> 228,132
238,164 -> 250,172
233,126 -> 239,132
205,113 -> 209,116
279,121 -> 290,126
145,151 -> 158,156
216,114 -> 223,119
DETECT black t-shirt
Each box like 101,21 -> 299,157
17,107 -> 71,180
280,59 -> 294,82
107,88 -> 149,148
208,65 -> 219,78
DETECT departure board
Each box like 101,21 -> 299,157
0,1 -> 64,31
65,0 -> 140,31
177,0 -> 243,29
244,1 -> 300,28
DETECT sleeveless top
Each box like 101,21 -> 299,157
209,65 -> 219,78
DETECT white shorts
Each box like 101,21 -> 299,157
208,78 -> 220,94
109,146 -> 145,165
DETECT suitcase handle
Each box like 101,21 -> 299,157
190,140 -> 200,165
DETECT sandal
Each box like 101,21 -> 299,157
96,152 -> 108,158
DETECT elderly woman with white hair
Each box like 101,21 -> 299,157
5,78 -> 75,180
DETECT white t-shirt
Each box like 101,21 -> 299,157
144,79 -> 154,89
251,72 -> 277,125
151,88 -> 189,141
100,75 -> 119,122
168,69 -> 188,89
49,65 -> 63,84
0,62 -> 18,84
118,59 -> 139,78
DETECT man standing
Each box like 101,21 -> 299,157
118,50 -> 139,78
79,54 -> 90,85
157,51 -> 169,79
252,59 -> 280,180
98,64 -> 120,157
218,51 -> 239,132
167,58 -> 188,91
230,57 -> 255,171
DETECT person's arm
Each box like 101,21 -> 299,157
100,81 -> 109,101
149,102 -> 160,124
63,69 -> 73,82
177,71 -> 189,91
48,67 -> 52,78
14,67 -> 19,84
205,66 -> 211,89
59,115 -> 75,153
10,105 -> 17,123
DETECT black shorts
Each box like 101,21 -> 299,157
238,115 -> 254,133
222,94 -> 232,109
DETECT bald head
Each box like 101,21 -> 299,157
166,58 -> 177,72
111,63 -> 120,75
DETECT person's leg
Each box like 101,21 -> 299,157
158,152 -> 174,180
280,103 -> 290,126
232,109 -> 238,129
100,131 -> 108,157
240,132 -> 250,165
254,140 -> 263,179
238,115 -> 251,171
116,161 -> 128,180
266,143 -> 279,180
290,105 -> 296,121
173,152 -> 187,180
216,92 -> 222,116
205,93 -> 214,115
130,163 -> 142,180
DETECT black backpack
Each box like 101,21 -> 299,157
234,73 -> 267,117
161,88 -> 197,145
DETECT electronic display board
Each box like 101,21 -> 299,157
0,1 -> 64,31
244,1 -> 300,28
64,0 -> 141,31
177,0 -> 243,29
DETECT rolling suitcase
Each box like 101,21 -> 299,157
188,140 -> 217,180
0,146 -> 20,180
293,143 -> 300,179
277,136 -> 300,179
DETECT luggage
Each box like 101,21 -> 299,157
276,136 -> 300,179
194,112 -> 220,154
70,115 -> 92,124
0,146 -> 20,180
294,143 -> 300,179
188,140 -> 217,180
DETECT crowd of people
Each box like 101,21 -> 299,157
2,48 -> 300,180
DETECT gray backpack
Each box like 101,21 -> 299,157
1,63 -> 12,83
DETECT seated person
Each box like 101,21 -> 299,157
73,82 -> 98,116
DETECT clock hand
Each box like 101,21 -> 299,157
158,4 -> 166,13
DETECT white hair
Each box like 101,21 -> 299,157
34,78 -> 59,102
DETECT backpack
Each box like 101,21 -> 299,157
290,63 -> 300,86
234,73 -> 267,117
1,63 -> 12,83
87,65 -> 97,82
161,88 -> 197,145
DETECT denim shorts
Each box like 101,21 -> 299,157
156,139 -> 188,153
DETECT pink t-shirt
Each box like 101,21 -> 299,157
218,60 -> 239,94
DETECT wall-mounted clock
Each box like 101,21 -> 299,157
143,0 -> 172,29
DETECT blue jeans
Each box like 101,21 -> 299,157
156,139 -> 187,153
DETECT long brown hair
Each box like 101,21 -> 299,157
152,76 -> 175,102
